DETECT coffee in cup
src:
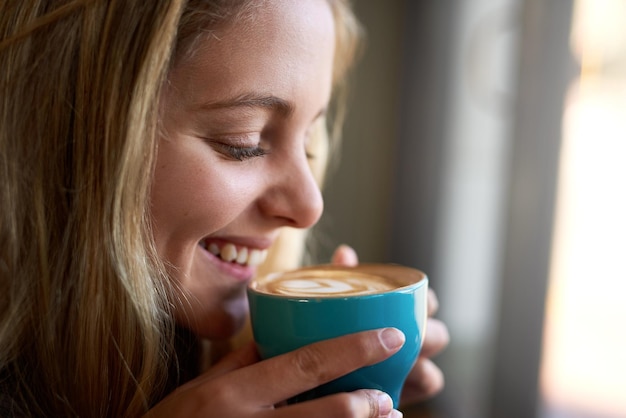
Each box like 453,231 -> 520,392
247,263 -> 428,407
251,269 -> 401,297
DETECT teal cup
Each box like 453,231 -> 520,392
247,263 -> 428,407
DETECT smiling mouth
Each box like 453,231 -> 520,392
199,240 -> 268,267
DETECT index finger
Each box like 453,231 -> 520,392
330,244 -> 359,266
219,327 -> 405,406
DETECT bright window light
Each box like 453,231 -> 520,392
540,1 -> 626,416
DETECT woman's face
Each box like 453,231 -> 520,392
151,0 -> 334,339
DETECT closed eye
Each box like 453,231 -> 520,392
211,142 -> 269,161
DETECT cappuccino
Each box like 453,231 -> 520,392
252,269 -> 401,297
247,263 -> 429,407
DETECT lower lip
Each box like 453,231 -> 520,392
199,244 -> 256,282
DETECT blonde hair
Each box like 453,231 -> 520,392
0,0 -> 362,416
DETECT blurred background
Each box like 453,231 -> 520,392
309,0 -> 626,417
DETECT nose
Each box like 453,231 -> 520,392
259,152 -> 324,229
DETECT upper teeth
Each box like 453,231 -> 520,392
205,242 -> 268,267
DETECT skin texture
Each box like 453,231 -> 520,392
151,0 -> 328,339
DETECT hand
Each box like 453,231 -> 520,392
400,290 -> 448,405
330,244 -> 450,406
146,329 -> 405,418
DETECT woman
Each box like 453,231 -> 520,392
0,1 -> 447,416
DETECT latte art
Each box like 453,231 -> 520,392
255,270 -> 400,297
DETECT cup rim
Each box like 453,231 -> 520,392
247,263 -> 428,299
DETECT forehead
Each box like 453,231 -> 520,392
168,0 -> 336,105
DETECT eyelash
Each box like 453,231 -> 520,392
214,143 -> 269,161
208,134 -> 315,161
222,143 -> 315,161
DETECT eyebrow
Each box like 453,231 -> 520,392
194,93 -> 295,118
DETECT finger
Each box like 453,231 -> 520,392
419,318 -> 449,358
331,244 -> 359,266
260,389 -> 398,418
400,358 -> 444,405
427,288 -> 439,317
220,328 -> 405,406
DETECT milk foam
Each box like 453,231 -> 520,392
259,272 -> 397,297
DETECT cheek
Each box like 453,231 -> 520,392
150,141 -> 256,251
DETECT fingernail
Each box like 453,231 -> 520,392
390,410 -> 403,418
380,328 -> 405,351
376,392 -> 393,416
